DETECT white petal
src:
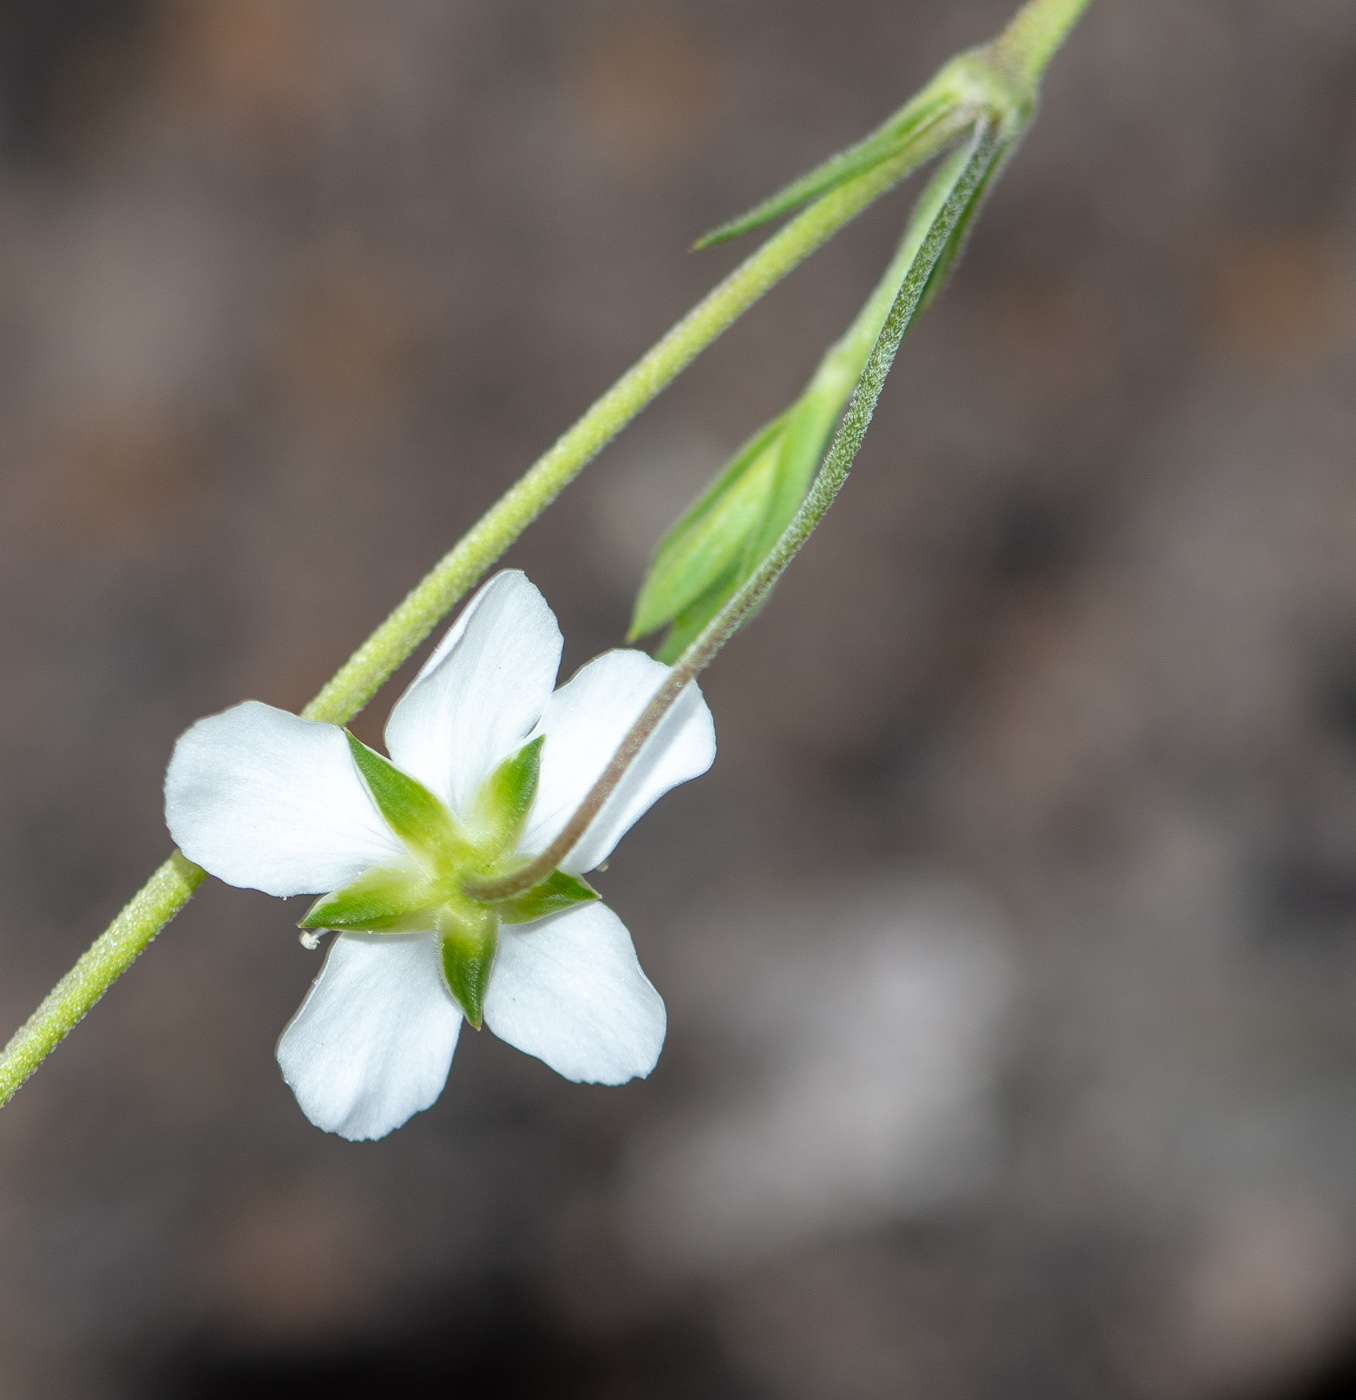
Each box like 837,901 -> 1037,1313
520,649 -> 715,875
385,570 -> 562,819
165,700 -> 405,897
484,901 -> 665,1084
276,932 -> 463,1140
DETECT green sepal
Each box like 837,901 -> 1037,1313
345,731 -> 465,859
493,869 -> 599,925
469,736 -> 543,855
744,388 -> 840,570
300,864 -> 441,933
439,906 -> 498,1027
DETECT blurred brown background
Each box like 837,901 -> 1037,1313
2,1 -> 1356,1396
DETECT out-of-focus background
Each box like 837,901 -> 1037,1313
1,1 -> 1355,1396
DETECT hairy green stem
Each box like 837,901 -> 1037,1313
0,854 -> 205,1103
467,124 -> 1002,904
0,0 -> 1093,1111
993,0 -> 1093,84
0,106 -> 921,1112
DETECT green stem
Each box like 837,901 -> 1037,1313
467,124 -> 1002,904
0,0 -> 1095,1111
0,122 -> 921,1112
992,0 -> 1093,85
0,854 -> 204,1104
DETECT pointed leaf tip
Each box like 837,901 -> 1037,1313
439,909 -> 498,1027
692,92 -> 959,248
299,864 -> 441,933
345,731 -> 465,858
471,736 -> 544,854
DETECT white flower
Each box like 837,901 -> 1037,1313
164,570 -> 715,1140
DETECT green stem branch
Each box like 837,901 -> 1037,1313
0,117 -> 922,1112
0,0 -> 1094,1111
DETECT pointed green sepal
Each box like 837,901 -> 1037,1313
469,736 -> 543,855
300,863 -> 441,933
493,868 -> 599,925
439,906 -> 498,1027
345,731 -> 465,859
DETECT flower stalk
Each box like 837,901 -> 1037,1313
0,163 -> 920,1113
0,0 -> 1091,1111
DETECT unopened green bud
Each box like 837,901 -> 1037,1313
633,133 -> 988,663
628,416 -> 785,646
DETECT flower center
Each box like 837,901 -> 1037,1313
297,732 -> 596,1024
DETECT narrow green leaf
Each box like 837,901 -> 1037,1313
694,94 -> 958,248
345,731 -> 464,858
439,907 -> 498,1027
300,864 -> 440,932
493,869 -> 599,925
629,417 -> 784,639
470,736 -> 544,854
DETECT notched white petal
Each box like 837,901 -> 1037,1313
484,901 -> 665,1084
165,700 -> 405,897
385,570 -> 562,820
520,649 -> 715,875
277,932 -> 463,1141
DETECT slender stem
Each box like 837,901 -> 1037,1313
0,123 -> 925,1111
467,125 -> 1002,904
0,854 -> 204,1105
992,0 -> 1093,85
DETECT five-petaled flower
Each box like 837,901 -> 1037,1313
164,571 -> 715,1140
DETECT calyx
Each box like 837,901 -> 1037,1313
298,733 -> 596,1025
